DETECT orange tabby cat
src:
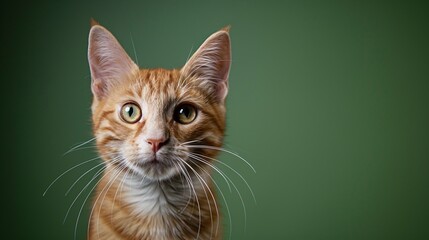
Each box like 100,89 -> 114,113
87,21 -> 230,240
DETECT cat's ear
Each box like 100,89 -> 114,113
181,27 -> 231,102
88,23 -> 138,100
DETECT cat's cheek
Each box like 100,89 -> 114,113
120,140 -> 144,162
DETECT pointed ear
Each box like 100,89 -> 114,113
181,28 -> 231,102
88,24 -> 138,100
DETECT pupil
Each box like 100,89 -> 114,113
127,106 -> 134,117
180,107 -> 189,117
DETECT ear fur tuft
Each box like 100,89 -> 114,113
90,18 -> 100,27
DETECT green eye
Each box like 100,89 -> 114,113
120,102 -> 142,123
174,104 -> 197,124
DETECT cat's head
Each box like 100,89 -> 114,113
88,23 -> 231,181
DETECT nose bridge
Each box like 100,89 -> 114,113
143,111 -> 169,153
144,111 -> 169,140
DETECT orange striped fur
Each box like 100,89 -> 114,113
87,22 -> 231,240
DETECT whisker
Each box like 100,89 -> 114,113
185,45 -> 194,63
181,138 -> 205,146
67,145 -> 97,153
86,161 -> 127,239
97,162 -> 129,238
177,45 -> 194,89
111,165 -> 133,220
94,158 -> 129,239
90,165 -> 106,181
210,172 -> 233,240
73,158 -> 124,240
186,145 -> 256,173
43,156 -> 102,196
188,152 -> 232,192
73,165 -> 105,240
174,158 -> 202,240
166,161 -> 199,236
181,159 -> 217,239
130,32 -> 139,66
65,161 -> 106,196
64,137 -> 96,156
64,166 -> 104,225
193,152 -> 256,204
188,158 -> 233,240
186,158 -> 222,238
63,156 -> 121,224
173,161 -> 193,213
189,154 -> 244,235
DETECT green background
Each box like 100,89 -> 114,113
6,0 -> 429,239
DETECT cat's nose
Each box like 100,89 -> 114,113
146,138 -> 169,153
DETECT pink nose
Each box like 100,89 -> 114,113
146,138 -> 168,153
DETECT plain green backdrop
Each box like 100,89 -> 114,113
5,0 -> 429,239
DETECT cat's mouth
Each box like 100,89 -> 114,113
134,156 -> 176,180
140,158 -> 164,167
138,157 -> 167,168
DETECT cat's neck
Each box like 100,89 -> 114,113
91,164 -> 220,240
107,164 -> 210,217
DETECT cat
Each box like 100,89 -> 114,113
87,20 -> 231,240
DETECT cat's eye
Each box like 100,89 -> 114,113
120,102 -> 142,123
174,104 -> 197,124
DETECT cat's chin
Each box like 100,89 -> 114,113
131,159 -> 179,181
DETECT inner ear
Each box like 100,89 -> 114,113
181,29 -> 231,102
88,25 -> 139,100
